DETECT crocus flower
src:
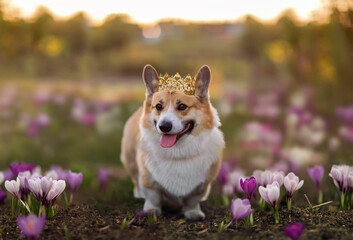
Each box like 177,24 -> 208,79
46,180 -> 66,206
9,162 -> 34,176
50,166 -> 67,180
27,122 -> 40,137
225,198 -> 253,228
307,165 -> 324,203
27,178 -> 43,201
329,165 -> 350,194
18,171 -> 31,198
259,181 -> 280,223
218,163 -> 228,186
222,183 -> 234,196
17,214 -> 45,240
35,113 -> 51,127
98,169 -> 109,189
253,170 -> 272,187
329,165 -> 351,209
240,177 -> 257,201
336,106 -> 353,124
81,113 -> 95,126
0,189 -> 7,203
3,169 -> 15,181
228,169 -> 245,193
128,210 -> 154,225
348,171 -> 353,190
40,177 -> 54,201
284,172 -> 304,210
271,171 -> 285,186
259,181 -> 280,209
44,170 -> 59,180
67,170 -> 83,202
5,178 -> 21,199
284,222 -> 305,240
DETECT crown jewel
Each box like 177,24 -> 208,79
158,73 -> 196,95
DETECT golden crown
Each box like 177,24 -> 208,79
158,73 -> 196,95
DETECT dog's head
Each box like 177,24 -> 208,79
141,64 -> 214,148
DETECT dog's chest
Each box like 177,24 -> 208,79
146,153 -> 215,197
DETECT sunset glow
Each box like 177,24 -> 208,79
11,0 -> 323,24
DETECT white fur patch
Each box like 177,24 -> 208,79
157,98 -> 184,134
140,109 -> 225,197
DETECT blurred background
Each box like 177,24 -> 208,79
0,0 -> 353,181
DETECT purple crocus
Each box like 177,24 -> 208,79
81,113 -> 95,126
67,170 -> 83,202
17,171 -> 31,198
240,177 -> 257,201
225,198 -> 253,228
284,172 -> 304,210
35,113 -> 51,127
9,162 -> 34,176
307,166 -> 324,189
98,168 -> 109,190
336,106 -> 353,124
307,166 -> 324,203
284,222 -> 305,240
17,214 -> 46,240
3,169 -> 15,181
0,189 -> 7,203
218,163 -> 228,186
128,210 -> 154,225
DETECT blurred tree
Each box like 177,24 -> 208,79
62,12 -> 90,54
30,6 -> 54,49
92,14 -> 140,52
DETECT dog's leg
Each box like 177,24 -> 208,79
133,173 -> 145,199
183,193 -> 206,221
142,187 -> 162,215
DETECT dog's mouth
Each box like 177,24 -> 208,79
160,121 -> 195,148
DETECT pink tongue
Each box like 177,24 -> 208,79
160,134 -> 177,148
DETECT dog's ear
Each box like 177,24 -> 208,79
142,64 -> 159,97
195,65 -> 211,101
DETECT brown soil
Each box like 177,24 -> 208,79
1,200 -> 353,240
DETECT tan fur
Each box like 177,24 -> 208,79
120,107 -> 142,192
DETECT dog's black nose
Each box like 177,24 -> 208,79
159,121 -> 172,133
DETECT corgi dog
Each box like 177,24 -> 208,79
121,64 -> 224,220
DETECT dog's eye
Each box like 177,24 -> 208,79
155,104 -> 163,111
177,104 -> 187,111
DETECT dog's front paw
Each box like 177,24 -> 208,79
184,209 -> 205,221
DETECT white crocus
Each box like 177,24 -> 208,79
271,171 -> 285,186
329,165 -> 350,193
45,170 -> 59,180
284,172 -> 304,197
27,177 -> 43,201
46,180 -> 66,204
5,178 -> 21,199
17,171 -> 31,190
40,177 -> 53,198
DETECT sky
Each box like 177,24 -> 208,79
11,0 -> 324,24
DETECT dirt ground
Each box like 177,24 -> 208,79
1,199 -> 353,240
